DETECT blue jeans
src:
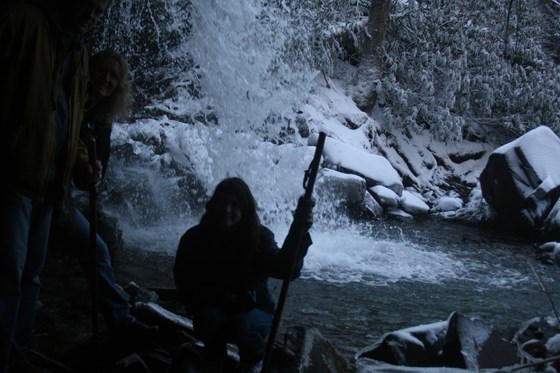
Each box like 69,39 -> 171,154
65,209 -> 134,328
193,306 -> 273,364
0,191 -> 53,372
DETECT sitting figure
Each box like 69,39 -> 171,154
173,177 -> 314,372
51,49 -> 157,339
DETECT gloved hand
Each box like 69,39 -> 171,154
293,196 -> 315,228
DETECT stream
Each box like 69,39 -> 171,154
260,217 -> 559,362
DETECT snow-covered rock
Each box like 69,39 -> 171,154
321,136 -> 403,195
433,196 -> 464,212
356,311 -> 520,372
369,185 -> 400,208
316,168 -> 367,205
536,241 -> 560,265
400,190 -> 430,215
480,126 -> 560,237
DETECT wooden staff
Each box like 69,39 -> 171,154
262,132 -> 327,373
87,135 -> 100,346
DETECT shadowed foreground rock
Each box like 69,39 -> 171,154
355,311 -> 521,372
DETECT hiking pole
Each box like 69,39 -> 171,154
527,259 -> 560,328
87,135 -> 100,347
261,132 -> 326,373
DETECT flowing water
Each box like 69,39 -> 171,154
272,217 -> 560,362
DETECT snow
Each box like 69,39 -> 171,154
369,185 -> 399,208
322,137 -> 403,194
400,190 -> 430,214
433,196 -> 463,212
305,75 -> 377,151
546,333 -> 560,354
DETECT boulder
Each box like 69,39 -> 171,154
356,311 -> 519,371
321,136 -> 403,195
369,185 -> 399,208
480,126 -> 560,237
400,190 -> 430,215
279,325 -> 351,373
316,168 -> 382,218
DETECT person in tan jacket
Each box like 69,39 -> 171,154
0,0 -> 110,371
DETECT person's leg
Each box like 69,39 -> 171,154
11,197 -> 53,365
230,308 -> 273,364
0,192 -> 33,373
193,306 -> 229,369
69,210 -> 134,328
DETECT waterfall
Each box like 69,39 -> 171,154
87,0 -> 323,252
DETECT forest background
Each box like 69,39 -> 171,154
89,0 -> 560,142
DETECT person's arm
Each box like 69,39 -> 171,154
258,224 -> 312,280
72,137 -> 102,190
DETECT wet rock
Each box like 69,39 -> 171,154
280,325 -> 351,373
316,168 -> 383,218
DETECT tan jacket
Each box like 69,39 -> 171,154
0,2 -> 89,201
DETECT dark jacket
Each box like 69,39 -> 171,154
174,223 -> 312,315
0,1 -> 89,201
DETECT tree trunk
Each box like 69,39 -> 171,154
354,0 -> 391,113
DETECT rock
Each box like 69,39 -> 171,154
280,325 -> 351,373
536,241 -> 560,265
131,301 -> 352,373
432,196 -> 463,212
356,318 -> 448,367
480,126 -> 560,237
387,207 -> 413,220
513,316 -> 560,372
317,168 -> 382,218
317,168 -> 368,206
363,191 -> 384,217
321,136 -> 403,195
356,311 -> 520,371
400,190 -> 430,215
369,185 -> 399,208
441,312 -> 518,369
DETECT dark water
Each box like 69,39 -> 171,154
268,217 -> 560,362
118,216 -> 560,367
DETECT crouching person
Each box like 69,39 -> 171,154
50,49 -> 158,340
173,177 -> 314,372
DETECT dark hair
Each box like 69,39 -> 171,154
89,48 -> 131,122
202,177 -> 261,251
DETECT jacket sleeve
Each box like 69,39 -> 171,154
258,225 -> 312,280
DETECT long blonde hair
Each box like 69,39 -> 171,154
89,49 -> 131,123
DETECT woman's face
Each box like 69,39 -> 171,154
91,57 -> 121,98
215,196 -> 243,228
